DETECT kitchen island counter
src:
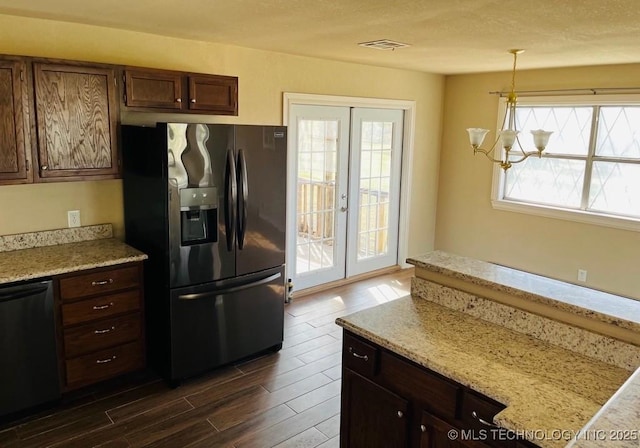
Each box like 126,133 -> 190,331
336,295 -> 634,448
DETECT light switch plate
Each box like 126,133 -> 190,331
68,210 -> 81,228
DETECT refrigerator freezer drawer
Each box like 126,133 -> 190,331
169,265 -> 285,380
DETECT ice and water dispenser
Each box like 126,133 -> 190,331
179,186 -> 218,246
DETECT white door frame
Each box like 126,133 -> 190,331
283,92 -> 416,284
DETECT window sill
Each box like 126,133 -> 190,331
491,199 -> 640,232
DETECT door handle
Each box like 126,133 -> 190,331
340,194 -> 348,212
225,149 -> 237,251
178,271 -> 282,300
237,149 -> 248,249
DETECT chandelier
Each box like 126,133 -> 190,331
467,49 -> 553,171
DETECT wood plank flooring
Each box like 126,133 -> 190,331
0,268 -> 413,448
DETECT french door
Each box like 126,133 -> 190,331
288,104 -> 404,290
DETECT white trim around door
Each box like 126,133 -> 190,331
283,93 -> 417,286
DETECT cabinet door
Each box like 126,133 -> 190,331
124,69 -> 183,110
0,60 -> 32,184
341,368 -> 409,448
187,74 -> 238,114
420,412 -> 494,448
34,63 -> 119,180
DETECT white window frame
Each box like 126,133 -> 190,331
491,94 -> 640,232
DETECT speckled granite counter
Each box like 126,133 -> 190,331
568,368 -> 640,447
408,251 -> 640,333
0,238 -> 147,284
336,297 -> 633,448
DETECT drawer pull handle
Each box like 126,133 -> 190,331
92,279 -> 114,286
348,346 -> 369,361
420,424 -> 426,432
472,411 -> 497,428
96,355 -> 116,364
93,302 -> 114,310
94,326 -> 116,334
397,410 -> 404,418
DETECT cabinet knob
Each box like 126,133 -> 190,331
176,98 -> 182,103
41,165 -> 48,170
397,410 -> 404,418
190,98 -> 196,103
420,424 -> 426,433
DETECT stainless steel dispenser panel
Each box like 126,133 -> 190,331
179,187 -> 218,210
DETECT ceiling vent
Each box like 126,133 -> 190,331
358,39 -> 411,51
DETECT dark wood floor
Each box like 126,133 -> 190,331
0,268 -> 412,448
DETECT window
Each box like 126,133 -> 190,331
492,96 -> 640,231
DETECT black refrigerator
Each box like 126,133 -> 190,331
122,123 -> 286,384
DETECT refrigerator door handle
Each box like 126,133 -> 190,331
237,149 -> 248,249
224,149 -> 237,251
177,271 -> 282,300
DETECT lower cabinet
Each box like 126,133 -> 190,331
420,412 -> 493,448
55,262 -> 145,390
340,331 -> 538,448
341,369 -> 409,447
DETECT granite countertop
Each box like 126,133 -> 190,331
0,238 -> 148,284
567,368 -> 640,447
336,296 -> 633,448
407,251 -> 640,333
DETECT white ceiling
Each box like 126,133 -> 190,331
2,0 -> 640,74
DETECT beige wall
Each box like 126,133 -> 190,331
0,14 -> 444,254
436,63 -> 640,299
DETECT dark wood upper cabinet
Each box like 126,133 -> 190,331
188,74 -> 237,114
0,59 -> 33,185
124,69 -> 183,110
0,52 -> 240,186
33,63 -> 119,181
123,68 -> 238,115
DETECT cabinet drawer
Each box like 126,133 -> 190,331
380,351 -> 460,420
65,341 -> 144,387
460,390 -> 512,447
64,313 -> 141,357
62,290 -> 141,326
59,265 -> 140,301
343,332 -> 379,378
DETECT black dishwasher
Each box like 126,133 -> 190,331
0,279 -> 61,418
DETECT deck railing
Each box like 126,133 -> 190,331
297,178 -> 389,254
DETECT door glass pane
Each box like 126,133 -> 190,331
357,121 -> 394,260
589,162 -> 640,217
296,119 -> 339,274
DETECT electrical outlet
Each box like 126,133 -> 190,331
67,210 -> 81,228
577,269 -> 588,282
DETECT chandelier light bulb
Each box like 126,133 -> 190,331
500,130 -> 518,149
531,129 -> 553,151
467,128 -> 489,147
